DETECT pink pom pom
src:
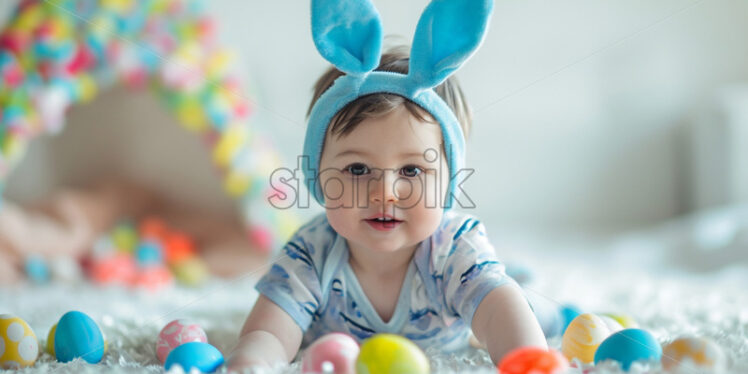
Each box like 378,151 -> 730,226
248,226 -> 272,253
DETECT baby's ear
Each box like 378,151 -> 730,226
408,0 -> 494,90
311,0 -> 383,75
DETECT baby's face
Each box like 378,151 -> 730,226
319,105 -> 449,255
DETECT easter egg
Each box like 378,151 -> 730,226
156,319 -> 208,363
356,334 -> 429,374
601,313 -> 638,328
112,223 -> 138,253
498,347 -> 568,374
25,256 -> 50,284
598,315 -> 624,334
164,233 -> 197,264
594,328 -> 661,370
47,321 -> 104,357
139,217 -> 168,241
46,323 -> 56,355
0,314 -> 39,369
164,342 -> 224,373
171,257 -> 209,286
561,313 -> 610,363
49,257 -> 82,282
135,240 -> 164,266
54,311 -> 105,363
302,333 -> 359,374
661,336 -> 726,371
89,253 -> 137,285
559,304 -> 583,334
132,265 -> 173,291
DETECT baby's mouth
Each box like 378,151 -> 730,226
364,215 -> 403,230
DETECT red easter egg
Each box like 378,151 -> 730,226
498,347 -> 569,374
164,232 -> 196,264
131,266 -> 173,291
139,217 -> 169,241
89,253 -> 137,285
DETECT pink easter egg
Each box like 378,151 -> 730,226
156,319 -> 208,363
301,333 -> 360,374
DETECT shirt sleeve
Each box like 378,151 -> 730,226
255,230 -> 323,332
441,218 -> 513,326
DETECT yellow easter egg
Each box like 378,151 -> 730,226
46,324 -> 56,355
662,336 -> 725,371
561,313 -> 611,363
598,315 -> 623,334
601,313 -> 638,328
0,314 -> 39,369
171,257 -> 210,287
112,224 -> 138,253
356,334 -> 429,374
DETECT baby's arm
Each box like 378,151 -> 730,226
471,282 -> 547,364
227,295 -> 303,370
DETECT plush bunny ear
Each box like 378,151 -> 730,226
408,0 -> 494,89
311,0 -> 383,75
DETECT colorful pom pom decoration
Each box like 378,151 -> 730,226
0,0 -> 299,253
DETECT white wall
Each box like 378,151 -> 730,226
3,0 -> 748,235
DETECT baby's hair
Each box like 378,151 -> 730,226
307,45 -> 473,140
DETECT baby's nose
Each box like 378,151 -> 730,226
369,170 -> 399,204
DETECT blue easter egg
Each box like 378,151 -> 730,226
560,304 -> 583,334
594,328 -> 662,371
25,256 -> 50,284
164,342 -> 224,373
136,240 -> 163,266
54,311 -> 105,363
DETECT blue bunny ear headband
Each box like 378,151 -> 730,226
303,0 -> 494,210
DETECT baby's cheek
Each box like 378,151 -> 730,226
420,173 -> 447,208
319,171 -> 352,208
393,177 -> 421,205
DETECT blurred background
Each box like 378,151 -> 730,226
2,0 -> 748,262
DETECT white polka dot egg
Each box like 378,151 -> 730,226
0,314 -> 39,369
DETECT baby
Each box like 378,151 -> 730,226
228,0 -> 546,370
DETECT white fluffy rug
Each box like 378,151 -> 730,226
1,225 -> 747,374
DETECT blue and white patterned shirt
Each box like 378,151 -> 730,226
255,210 -> 513,352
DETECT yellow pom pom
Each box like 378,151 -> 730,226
101,0 -> 134,13
213,125 -> 247,167
14,3 -> 45,32
177,99 -> 208,132
224,172 -> 251,197
206,50 -> 235,79
77,74 -> 98,103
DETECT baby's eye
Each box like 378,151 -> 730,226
344,163 -> 370,176
400,165 -> 423,177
